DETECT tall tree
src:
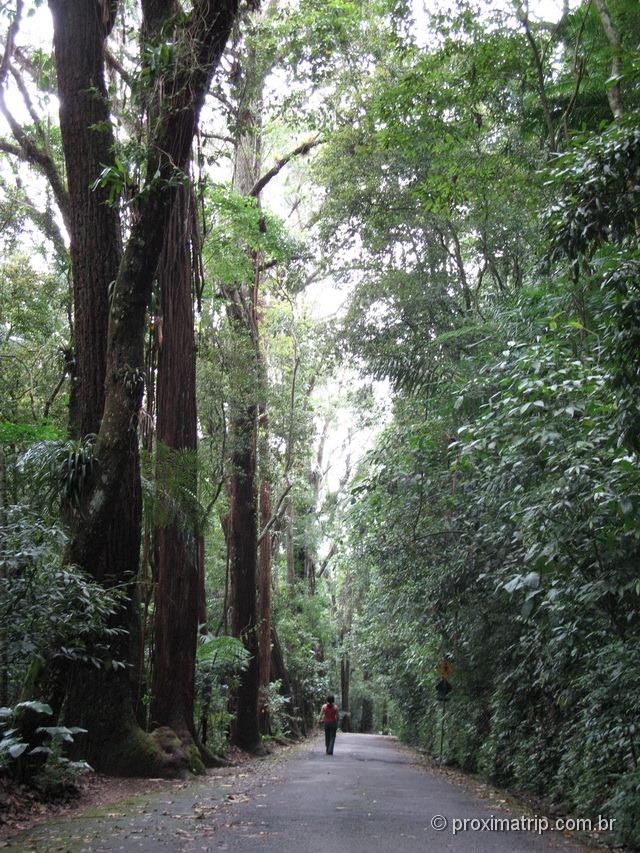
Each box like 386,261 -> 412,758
225,10 -> 264,747
46,0 -> 144,772
44,0 -> 238,773
144,0 -> 206,763
150,182 -> 201,755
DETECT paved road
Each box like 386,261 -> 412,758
6,734 -> 590,852
212,734 -> 587,853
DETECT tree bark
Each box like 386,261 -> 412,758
0,447 -> 8,706
258,478 -> 272,688
228,389 -> 260,750
46,0 -> 239,774
340,653 -> 350,715
226,6 -> 266,752
151,183 -> 200,753
359,697 -> 374,733
47,0 -> 146,773
593,0 -> 623,120
48,0 -> 119,441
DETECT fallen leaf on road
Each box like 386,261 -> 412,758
227,793 -> 249,802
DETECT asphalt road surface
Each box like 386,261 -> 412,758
211,733 -> 587,853
6,734 -> 592,852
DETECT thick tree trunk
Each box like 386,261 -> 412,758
151,183 -> 200,757
47,0 -> 238,774
49,0 -> 119,441
228,395 -> 260,750
48,0 -> 146,773
226,7 -> 266,752
54,0 -> 238,600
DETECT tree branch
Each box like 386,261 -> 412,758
257,480 -> 292,545
0,0 -> 22,87
593,0 -> 623,120
43,364 -> 68,418
0,137 -> 21,157
202,130 -> 235,144
516,5 -> 556,149
10,64 -> 44,133
317,541 -> 337,579
249,136 -> 323,198
105,47 -> 136,89
0,1 -> 70,221
15,180 -> 68,260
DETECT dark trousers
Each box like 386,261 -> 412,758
324,722 -> 337,754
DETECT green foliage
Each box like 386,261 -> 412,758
0,257 -> 69,432
259,680 -> 293,738
276,590 -> 331,718
0,421 -> 63,445
332,2 -> 640,845
196,634 -> 250,669
0,701 -> 90,794
195,635 -> 249,754
0,702 -> 54,770
204,185 -> 302,290
545,120 -> 640,263
543,119 -> 640,449
349,288 -> 640,839
0,507 -> 128,702
141,443 -> 202,534
19,436 -> 97,513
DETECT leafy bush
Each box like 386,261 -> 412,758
0,507 -> 128,703
260,680 -> 293,738
0,701 -> 90,796
195,634 -> 249,753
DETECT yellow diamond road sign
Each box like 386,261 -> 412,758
436,660 -> 454,679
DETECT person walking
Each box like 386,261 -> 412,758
319,694 -> 339,755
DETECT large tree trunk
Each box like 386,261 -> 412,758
226,7 -> 266,752
228,389 -> 260,750
48,0 -> 146,773
151,183 -> 200,756
47,0 -> 238,775
50,0 -> 119,442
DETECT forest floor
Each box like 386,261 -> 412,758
0,734 -> 619,852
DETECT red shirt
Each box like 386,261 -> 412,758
322,703 -> 338,723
